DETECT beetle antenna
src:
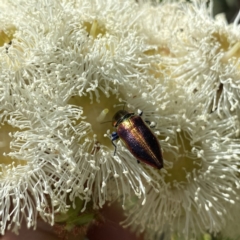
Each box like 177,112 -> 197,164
100,120 -> 112,124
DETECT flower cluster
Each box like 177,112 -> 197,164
0,0 -> 240,239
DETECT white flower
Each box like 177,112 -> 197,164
123,113 -> 240,239
0,0 -> 166,234
120,1 -> 240,239
2,0 -> 240,239
0,89 -> 86,234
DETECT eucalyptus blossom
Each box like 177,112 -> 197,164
1,0 -> 240,239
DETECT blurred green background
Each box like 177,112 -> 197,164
160,0 -> 240,23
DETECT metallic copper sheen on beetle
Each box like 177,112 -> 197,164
111,110 -> 163,169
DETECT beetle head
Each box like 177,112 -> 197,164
112,110 -> 129,127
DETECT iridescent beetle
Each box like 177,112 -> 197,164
111,109 -> 163,169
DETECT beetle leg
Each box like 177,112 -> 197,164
137,160 -> 140,164
111,132 -> 119,156
111,140 -> 117,155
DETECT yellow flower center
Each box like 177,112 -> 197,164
0,28 -> 15,47
68,92 -> 125,152
83,20 -> 106,39
0,123 -> 26,167
163,132 -> 202,188
212,32 -> 240,63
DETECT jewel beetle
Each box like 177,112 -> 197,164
111,109 -> 163,169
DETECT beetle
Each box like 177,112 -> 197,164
111,109 -> 163,169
